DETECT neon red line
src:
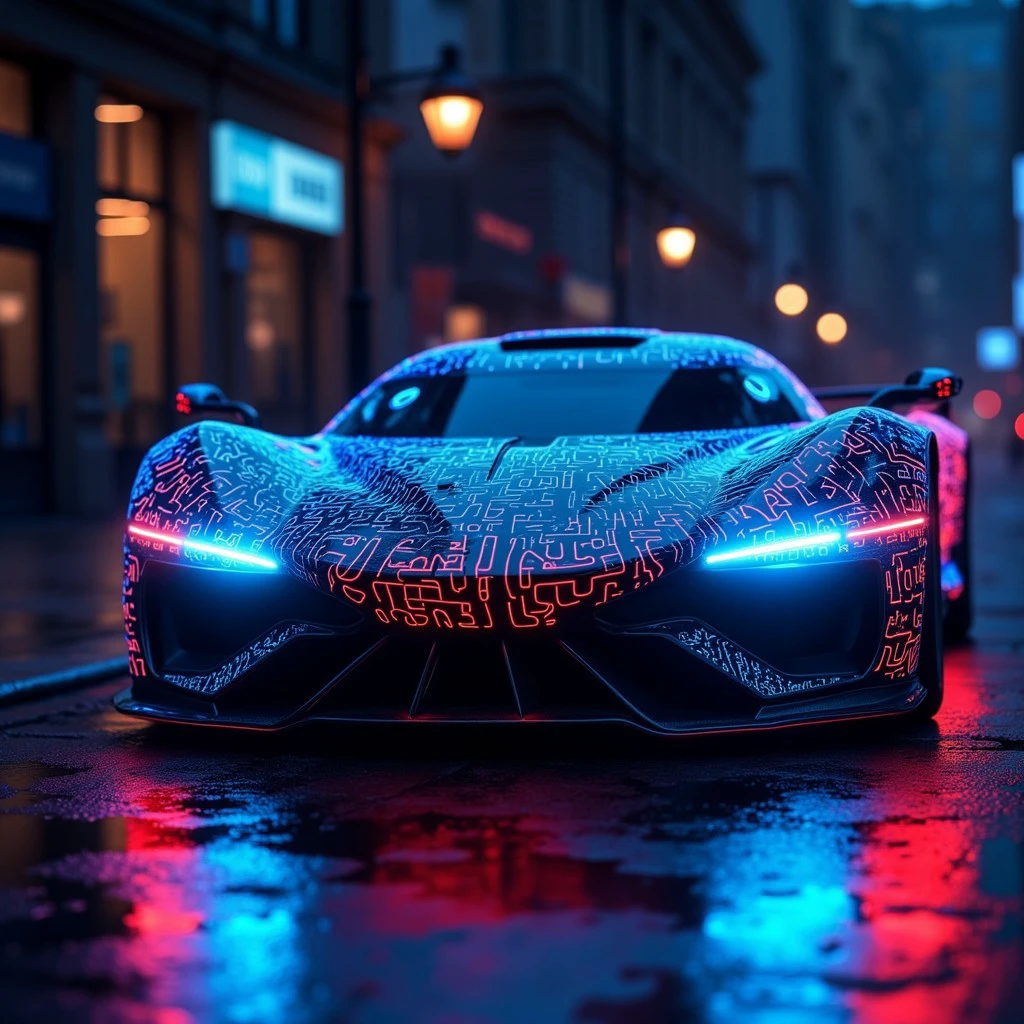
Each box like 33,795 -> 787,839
846,516 -> 926,540
128,524 -> 182,546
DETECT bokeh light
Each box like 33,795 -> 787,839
657,226 -> 697,268
973,389 -> 1002,420
1015,412 -> 1024,440
816,313 -> 848,345
775,283 -> 809,317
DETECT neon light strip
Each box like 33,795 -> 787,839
846,516 -> 927,540
705,531 -> 841,565
128,524 -> 277,570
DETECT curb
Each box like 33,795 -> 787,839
0,658 -> 128,707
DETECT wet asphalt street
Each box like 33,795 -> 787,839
1,455 -> 1023,1023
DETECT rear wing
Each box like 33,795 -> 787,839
812,369 -> 961,412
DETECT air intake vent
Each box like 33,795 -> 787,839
498,329 -> 658,352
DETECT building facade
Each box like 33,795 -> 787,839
369,0 -> 761,351
742,0 -> 921,387
0,0 -> 396,515
863,0 -> 1016,396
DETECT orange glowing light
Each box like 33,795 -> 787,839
96,197 -> 150,217
95,103 -> 143,123
96,216 -> 150,237
656,226 -> 697,268
774,283 -> 809,317
419,94 -> 483,154
973,389 -> 1001,419
816,312 -> 848,345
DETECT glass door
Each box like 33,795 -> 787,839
244,231 -> 307,435
0,243 -> 41,512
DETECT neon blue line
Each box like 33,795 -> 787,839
705,531 -> 841,565
182,538 -> 277,570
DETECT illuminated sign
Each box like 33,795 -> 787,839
977,326 -> 1020,371
474,209 -> 533,254
211,121 -> 342,236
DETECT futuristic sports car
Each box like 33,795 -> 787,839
116,328 -> 971,734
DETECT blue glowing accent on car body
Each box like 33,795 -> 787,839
742,373 -> 776,403
127,524 -> 278,571
704,515 -> 929,566
388,385 -> 421,411
705,531 -> 843,565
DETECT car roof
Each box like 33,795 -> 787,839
384,328 -> 785,380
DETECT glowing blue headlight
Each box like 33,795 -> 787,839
128,524 -> 278,570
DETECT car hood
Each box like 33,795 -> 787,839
127,411 -> 931,628
278,428 -> 794,576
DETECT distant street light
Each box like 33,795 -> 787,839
816,312 -> 848,345
775,282 -> 809,317
657,216 -> 697,269
418,46 -> 483,156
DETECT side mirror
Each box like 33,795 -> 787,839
904,367 -> 962,401
175,383 -> 261,428
868,367 -> 962,410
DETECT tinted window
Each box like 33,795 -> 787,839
331,367 -> 806,438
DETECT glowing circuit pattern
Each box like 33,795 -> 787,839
123,331 -> 951,700
163,622 -> 329,696
624,619 -> 853,698
907,409 -> 969,572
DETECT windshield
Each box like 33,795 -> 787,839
330,366 -> 807,439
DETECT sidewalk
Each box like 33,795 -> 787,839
0,517 -> 126,683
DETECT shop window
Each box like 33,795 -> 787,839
445,304 -> 484,342
0,247 -> 39,447
96,95 -> 167,454
245,233 -> 305,434
228,0 -> 303,48
0,58 -> 31,137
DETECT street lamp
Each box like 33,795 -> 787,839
346,3 -> 483,395
657,213 -> 697,269
775,282 -> 809,317
418,46 -> 483,156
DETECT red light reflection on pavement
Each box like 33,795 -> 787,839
845,649 -> 1023,1024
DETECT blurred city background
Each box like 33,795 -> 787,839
0,0 -> 1021,515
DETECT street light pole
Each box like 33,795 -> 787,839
344,3 -> 482,396
608,0 -> 628,325
346,0 -> 372,396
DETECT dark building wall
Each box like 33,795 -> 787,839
0,0 -> 398,513
373,0 -> 760,353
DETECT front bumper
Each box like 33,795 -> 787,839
116,555 -> 929,735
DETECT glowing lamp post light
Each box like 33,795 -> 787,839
816,312 -> 848,345
657,216 -> 697,269
775,282 -> 809,317
347,0 -> 483,394
418,47 -> 483,157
